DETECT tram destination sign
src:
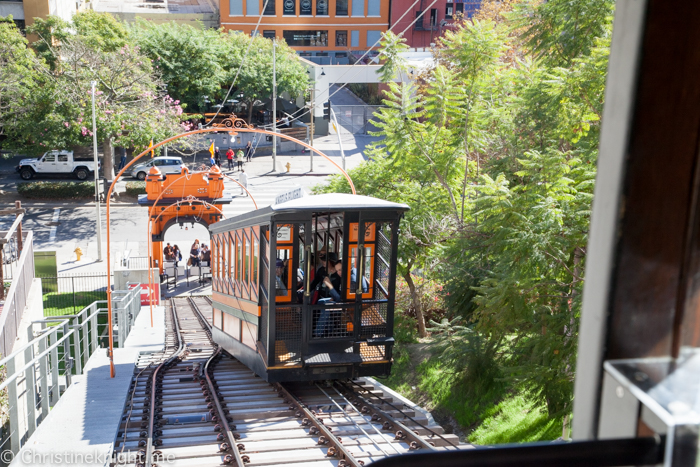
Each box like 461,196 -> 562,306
275,186 -> 305,205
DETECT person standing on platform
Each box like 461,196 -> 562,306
245,141 -> 253,162
226,148 -> 234,171
214,147 -> 221,166
236,148 -> 244,171
163,243 -> 174,261
173,245 -> 182,268
239,169 -> 248,196
189,239 -> 201,267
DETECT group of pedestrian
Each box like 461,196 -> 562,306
212,141 -> 254,172
163,240 -> 212,269
163,243 -> 183,267
209,140 -> 254,198
188,239 -> 210,268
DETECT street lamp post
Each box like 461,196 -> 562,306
272,40 -> 277,172
90,81 -> 103,262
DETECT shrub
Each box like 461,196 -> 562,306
17,181 -> 94,199
125,181 -> 146,196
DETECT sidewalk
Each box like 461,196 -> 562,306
11,305 -> 165,467
204,133 -> 375,179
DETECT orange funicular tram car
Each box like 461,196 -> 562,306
208,193 -> 409,382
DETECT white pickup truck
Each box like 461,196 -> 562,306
17,150 -> 99,180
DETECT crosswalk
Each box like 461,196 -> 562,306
220,174 -> 311,219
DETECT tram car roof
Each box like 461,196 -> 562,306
210,193 -> 409,233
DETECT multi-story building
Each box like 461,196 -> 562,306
0,0 -> 82,30
221,0 -> 391,64
390,0 -> 481,49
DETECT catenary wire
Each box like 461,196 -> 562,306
260,0 -> 439,129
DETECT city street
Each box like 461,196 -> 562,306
0,133 -> 379,273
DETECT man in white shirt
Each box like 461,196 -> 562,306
239,169 -> 248,196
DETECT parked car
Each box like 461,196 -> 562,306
130,156 -> 185,180
16,150 -> 99,180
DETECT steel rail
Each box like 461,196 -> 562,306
343,380 -> 456,449
188,296 -> 247,467
275,383 -> 362,467
336,381 -> 438,452
314,383 -> 399,456
118,361 -> 155,458
144,300 -> 185,467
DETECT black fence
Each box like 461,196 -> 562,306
36,272 -> 111,316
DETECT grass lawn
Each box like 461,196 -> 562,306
43,291 -> 107,317
382,341 -> 564,444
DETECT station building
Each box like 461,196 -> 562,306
221,0 -> 391,64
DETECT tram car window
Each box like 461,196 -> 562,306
208,193 -> 408,382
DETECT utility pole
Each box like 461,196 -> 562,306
330,107 -> 346,171
309,87 -> 314,172
91,81 -> 103,262
272,40 -> 277,172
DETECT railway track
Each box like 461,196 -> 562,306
113,297 -> 458,467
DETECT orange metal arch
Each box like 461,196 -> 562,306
106,127 -> 355,377
146,198 -> 226,325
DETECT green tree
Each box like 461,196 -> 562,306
376,31 -> 409,83
0,18 -> 44,143
2,36 -> 184,178
129,20 -> 229,113
26,11 -> 129,67
224,34 -> 308,123
511,0 -> 614,67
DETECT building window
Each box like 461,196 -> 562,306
414,11 -> 424,29
317,0 -> 328,15
283,0 -> 296,15
336,0 -> 348,16
351,0 -> 364,17
247,0 -> 259,15
230,0 -> 243,15
455,3 -> 464,15
263,30 -> 276,39
283,30 -> 328,47
367,0 -> 380,16
351,30 -> 359,47
300,0 -> 312,15
430,8 -> 437,27
263,0 -> 276,15
367,30 -> 381,47
445,2 -> 453,19
336,30 -> 347,47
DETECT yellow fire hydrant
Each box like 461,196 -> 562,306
74,247 -> 83,261
285,162 -> 291,173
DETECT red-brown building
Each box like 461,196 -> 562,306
389,0 -> 481,49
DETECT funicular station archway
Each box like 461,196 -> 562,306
139,163 -> 232,274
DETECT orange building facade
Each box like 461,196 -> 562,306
221,0 -> 390,64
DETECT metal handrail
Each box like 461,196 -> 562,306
0,284 -> 143,455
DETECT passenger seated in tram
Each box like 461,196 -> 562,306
314,256 -> 342,337
309,251 -> 331,293
275,259 -> 288,296
321,259 -> 343,303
